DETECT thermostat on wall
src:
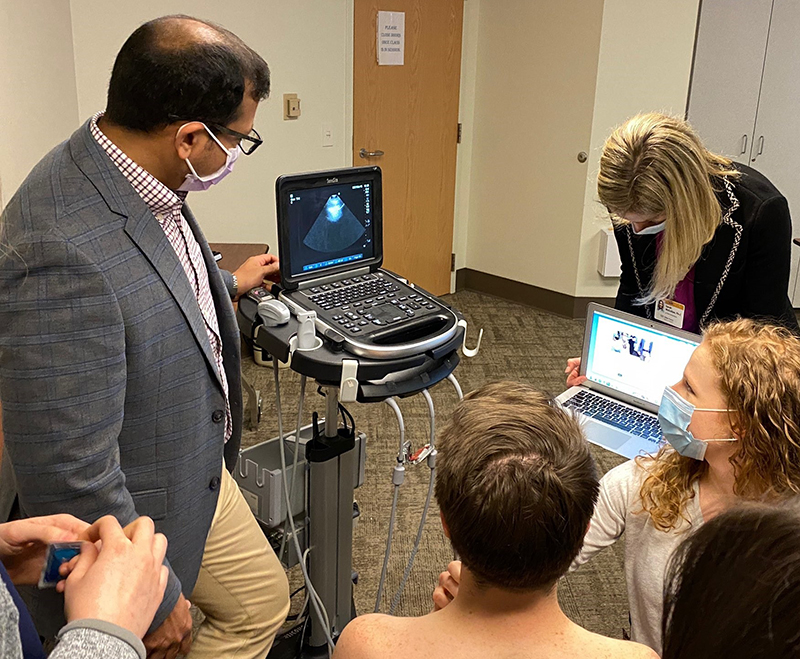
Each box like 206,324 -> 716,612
597,226 -> 621,278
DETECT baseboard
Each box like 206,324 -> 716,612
455,268 -> 615,319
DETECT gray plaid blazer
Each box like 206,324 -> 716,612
0,119 -> 243,634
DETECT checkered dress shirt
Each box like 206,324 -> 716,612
90,113 -> 232,441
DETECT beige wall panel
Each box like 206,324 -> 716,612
464,0 -> 604,296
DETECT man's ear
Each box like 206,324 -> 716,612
174,122 -> 207,161
440,511 -> 451,539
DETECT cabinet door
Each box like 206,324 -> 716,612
748,0 -> 800,304
687,0 -> 773,159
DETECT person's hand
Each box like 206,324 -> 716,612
565,357 -> 587,387
233,253 -> 280,298
432,560 -> 462,611
60,516 -> 169,640
142,593 -> 192,659
0,515 -> 89,585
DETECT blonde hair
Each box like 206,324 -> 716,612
638,319 -> 800,531
598,113 -> 740,304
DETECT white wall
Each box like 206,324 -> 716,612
69,0 -> 352,246
463,0 -> 605,296
0,0 -> 79,209
574,0 -> 701,298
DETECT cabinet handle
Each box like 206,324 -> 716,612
758,135 -> 764,155
740,134 -> 748,155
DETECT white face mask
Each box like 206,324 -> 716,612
177,123 -> 239,192
631,221 -> 666,236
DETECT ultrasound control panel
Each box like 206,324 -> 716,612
297,271 -> 442,337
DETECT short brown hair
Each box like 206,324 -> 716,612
435,382 -> 598,591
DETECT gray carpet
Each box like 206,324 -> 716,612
239,290 -> 630,639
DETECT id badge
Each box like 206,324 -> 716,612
654,298 -> 685,329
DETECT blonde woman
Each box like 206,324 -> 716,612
434,319 -> 800,653
565,112 -> 797,385
607,112 -> 796,329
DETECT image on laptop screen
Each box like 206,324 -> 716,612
584,309 -> 700,406
286,181 -> 376,278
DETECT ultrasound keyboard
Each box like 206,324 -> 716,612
294,271 -> 442,337
562,389 -> 663,443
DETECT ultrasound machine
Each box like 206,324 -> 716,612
275,166 -> 460,360
234,167 -> 480,658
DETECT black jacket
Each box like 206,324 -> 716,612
614,163 -> 799,333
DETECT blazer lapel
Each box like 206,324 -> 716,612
123,206 -> 224,391
694,182 -> 743,326
181,205 -> 233,327
69,120 -> 223,390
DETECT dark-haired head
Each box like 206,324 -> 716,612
435,381 -> 598,592
105,15 -> 270,132
662,500 -> 800,659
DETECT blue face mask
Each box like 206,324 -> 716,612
658,386 -> 736,461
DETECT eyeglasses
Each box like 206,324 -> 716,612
207,123 -> 263,155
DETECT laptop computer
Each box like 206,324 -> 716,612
275,166 -> 459,360
556,303 -> 701,460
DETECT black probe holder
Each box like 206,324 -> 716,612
237,292 -> 463,402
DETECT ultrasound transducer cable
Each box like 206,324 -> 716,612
278,373 -> 307,561
447,373 -> 464,401
389,388 -> 437,615
374,396 -> 406,613
274,361 -> 335,654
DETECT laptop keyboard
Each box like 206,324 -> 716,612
562,389 -> 663,443
303,273 -> 439,335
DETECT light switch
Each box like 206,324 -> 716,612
283,93 -> 301,120
322,122 -> 334,147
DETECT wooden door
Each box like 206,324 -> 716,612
747,0 -> 800,304
353,0 -> 463,295
687,0 -> 773,159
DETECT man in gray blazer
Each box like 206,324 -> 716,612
0,15 -> 289,659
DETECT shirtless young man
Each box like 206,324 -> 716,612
333,382 -> 657,659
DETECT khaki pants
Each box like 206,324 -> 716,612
188,467 -> 290,658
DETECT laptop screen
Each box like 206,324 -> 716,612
285,180 -> 376,279
584,308 -> 700,406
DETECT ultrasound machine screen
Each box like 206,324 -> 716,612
286,181 -> 375,278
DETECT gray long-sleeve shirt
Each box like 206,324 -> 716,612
570,459 -> 703,653
0,578 -> 143,659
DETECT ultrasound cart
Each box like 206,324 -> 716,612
233,166 -> 481,657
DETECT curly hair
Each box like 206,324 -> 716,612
637,319 -> 800,531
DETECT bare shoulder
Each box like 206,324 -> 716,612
597,637 -> 659,659
575,627 -> 659,659
333,613 -> 410,659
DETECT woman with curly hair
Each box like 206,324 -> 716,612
432,319 -> 800,653
568,318 -> 800,652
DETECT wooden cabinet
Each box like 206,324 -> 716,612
688,0 -> 800,305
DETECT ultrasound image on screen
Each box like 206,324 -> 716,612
303,194 -> 365,252
287,182 -> 375,277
